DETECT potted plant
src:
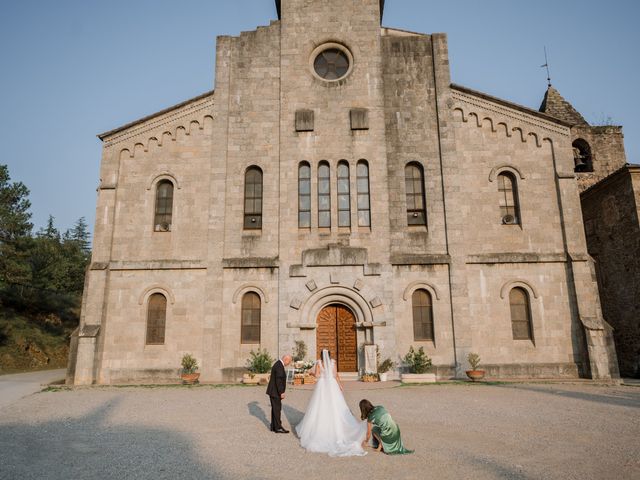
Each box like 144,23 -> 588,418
466,353 -> 485,382
400,346 -> 435,383
242,348 -> 274,384
181,353 -> 200,385
378,357 -> 396,382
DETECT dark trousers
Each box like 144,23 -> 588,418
269,395 -> 282,431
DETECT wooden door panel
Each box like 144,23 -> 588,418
336,306 -> 357,372
316,306 -> 337,362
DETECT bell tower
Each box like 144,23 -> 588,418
275,0 -> 386,23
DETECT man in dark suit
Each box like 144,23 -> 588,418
266,354 -> 292,433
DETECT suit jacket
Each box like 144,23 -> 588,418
266,360 -> 286,398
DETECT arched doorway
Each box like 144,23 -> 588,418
316,304 -> 358,372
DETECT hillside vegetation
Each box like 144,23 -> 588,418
0,164 -> 89,374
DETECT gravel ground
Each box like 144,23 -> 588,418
0,382 -> 638,480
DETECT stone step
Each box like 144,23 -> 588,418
339,372 -> 360,382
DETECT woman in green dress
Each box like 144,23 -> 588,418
359,399 -> 413,455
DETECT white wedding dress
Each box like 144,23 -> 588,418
295,350 -> 367,457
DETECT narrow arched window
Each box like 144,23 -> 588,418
298,162 -> 311,228
412,289 -> 434,341
337,161 -> 351,227
241,292 -> 261,344
146,293 -> 167,345
357,160 -> 371,227
497,172 -> 520,225
509,287 -> 533,340
405,163 -> 426,226
318,162 -> 331,228
154,180 -> 174,232
572,139 -> 593,173
244,167 -> 263,229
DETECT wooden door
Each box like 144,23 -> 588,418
316,305 -> 357,372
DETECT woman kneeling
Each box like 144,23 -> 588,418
359,399 -> 413,455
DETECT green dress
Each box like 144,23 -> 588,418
368,406 -> 413,455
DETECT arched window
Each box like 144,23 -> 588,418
405,163 -> 426,226
357,160 -> 371,227
298,162 -> 311,228
509,287 -> 533,340
318,162 -> 331,228
572,139 -> 593,173
412,289 -> 434,341
337,161 -> 351,227
244,167 -> 263,229
154,180 -> 174,232
241,292 -> 261,344
146,293 -> 167,345
497,172 -> 520,225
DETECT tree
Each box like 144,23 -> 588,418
68,217 -> 91,253
0,165 -> 33,286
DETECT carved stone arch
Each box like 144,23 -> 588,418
497,122 -> 511,137
159,131 -> 172,146
147,172 -> 181,190
453,107 -> 466,122
528,132 -> 541,148
186,119 -> 201,135
482,117 -> 496,132
468,111 -> 481,127
232,284 -> 269,305
147,137 -> 159,152
138,284 -> 176,305
132,143 -> 145,157
174,125 -> 186,140
119,148 -> 131,160
512,127 -> 526,142
489,165 -> 525,183
402,281 -> 441,301
299,286 -> 375,326
500,279 -> 539,300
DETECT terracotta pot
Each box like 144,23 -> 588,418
466,370 -> 485,382
181,372 -> 200,385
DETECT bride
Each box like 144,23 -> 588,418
295,349 -> 367,457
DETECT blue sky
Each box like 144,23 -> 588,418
1,0 -> 638,237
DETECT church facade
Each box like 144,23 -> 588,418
67,0 -> 621,384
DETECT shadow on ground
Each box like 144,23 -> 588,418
247,400 -> 305,438
493,383 -> 640,409
0,398 -> 226,480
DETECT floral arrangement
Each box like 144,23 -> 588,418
294,360 -> 315,372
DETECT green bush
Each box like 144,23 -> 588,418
246,348 -> 274,374
403,346 -> 432,374
378,357 -> 396,373
181,353 -> 199,374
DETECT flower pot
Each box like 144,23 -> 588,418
303,375 -> 316,385
181,372 -> 200,385
293,375 -> 304,386
379,372 -> 388,382
401,373 -> 436,384
466,370 -> 485,382
242,373 -> 270,385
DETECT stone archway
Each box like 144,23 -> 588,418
316,304 -> 358,372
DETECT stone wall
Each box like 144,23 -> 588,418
581,166 -> 640,377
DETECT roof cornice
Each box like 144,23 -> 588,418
451,84 -> 572,127
98,90 -> 214,141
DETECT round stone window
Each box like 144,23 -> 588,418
310,44 -> 353,82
